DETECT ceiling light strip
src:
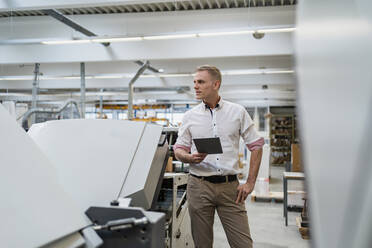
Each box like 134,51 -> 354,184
39,27 -> 296,45
0,70 -> 294,81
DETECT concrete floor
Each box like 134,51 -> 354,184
213,166 -> 311,248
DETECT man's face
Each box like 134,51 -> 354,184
193,70 -> 219,100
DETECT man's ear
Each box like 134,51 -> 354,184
214,80 -> 221,90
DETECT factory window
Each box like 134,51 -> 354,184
85,113 -> 96,119
157,112 -> 184,126
258,107 -> 268,131
171,113 -> 184,126
118,112 -> 128,120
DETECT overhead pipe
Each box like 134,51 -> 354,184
128,61 -> 150,120
42,9 -> 109,47
134,60 -> 163,73
22,99 -> 81,130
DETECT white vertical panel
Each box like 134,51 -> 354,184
296,0 -> 372,247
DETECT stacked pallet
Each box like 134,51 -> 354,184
251,191 -> 283,203
296,216 -> 310,240
296,197 -> 310,240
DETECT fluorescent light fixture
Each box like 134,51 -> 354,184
92,75 -> 125,79
0,70 -> 294,81
41,39 -> 91,45
264,70 -> 294,74
139,75 -> 157,78
221,69 -> 294,75
92,37 -> 143,43
158,73 -> 192,77
0,76 -> 33,80
257,27 -> 296,33
138,73 -> 192,78
91,74 -> 135,79
61,76 -> 81,79
222,70 -> 261,75
41,76 -> 64,80
2,27 -> 295,46
198,30 -> 255,37
143,34 -> 197,40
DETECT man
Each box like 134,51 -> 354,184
174,65 -> 264,248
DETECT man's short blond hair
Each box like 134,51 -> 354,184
196,65 -> 222,83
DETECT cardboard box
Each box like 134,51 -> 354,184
165,157 -> 173,172
291,144 -> 302,172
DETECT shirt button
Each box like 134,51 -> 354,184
217,158 -> 219,160
214,124 -> 216,126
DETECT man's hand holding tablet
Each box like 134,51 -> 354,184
189,152 -> 208,163
193,137 -> 223,154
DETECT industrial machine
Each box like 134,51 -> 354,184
26,117 -> 192,247
0,105 -> 166,248
0,104 -> 193,247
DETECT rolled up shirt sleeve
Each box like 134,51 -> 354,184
174,113 -> 192,153
240,109 -> 264,151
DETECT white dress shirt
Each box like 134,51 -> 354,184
174,98 -> 263,176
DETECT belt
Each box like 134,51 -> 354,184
191,173 -> 237,184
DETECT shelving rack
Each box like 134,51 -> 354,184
269,114 -> 295,166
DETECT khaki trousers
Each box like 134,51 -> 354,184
187,175 -> 253,248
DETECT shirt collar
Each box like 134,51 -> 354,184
203,97 -> 224,110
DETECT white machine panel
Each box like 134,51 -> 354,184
28,120 -> 167,212
120,124 -> 167,209
29,119 -> 146,212
0,105 -> 88,248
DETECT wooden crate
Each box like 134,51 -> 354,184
165,157 -> 173,172
296,216 -> 310,240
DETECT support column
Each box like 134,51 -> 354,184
80,62 -> 86,118
99,89 -> 103,119
31,63 -> 40,125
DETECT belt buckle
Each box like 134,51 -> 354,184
225,175 -> 228,183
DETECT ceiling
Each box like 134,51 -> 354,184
0,0 -> 296,107
0,0 -> 296,16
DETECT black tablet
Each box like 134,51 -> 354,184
193,137 -> 223,154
